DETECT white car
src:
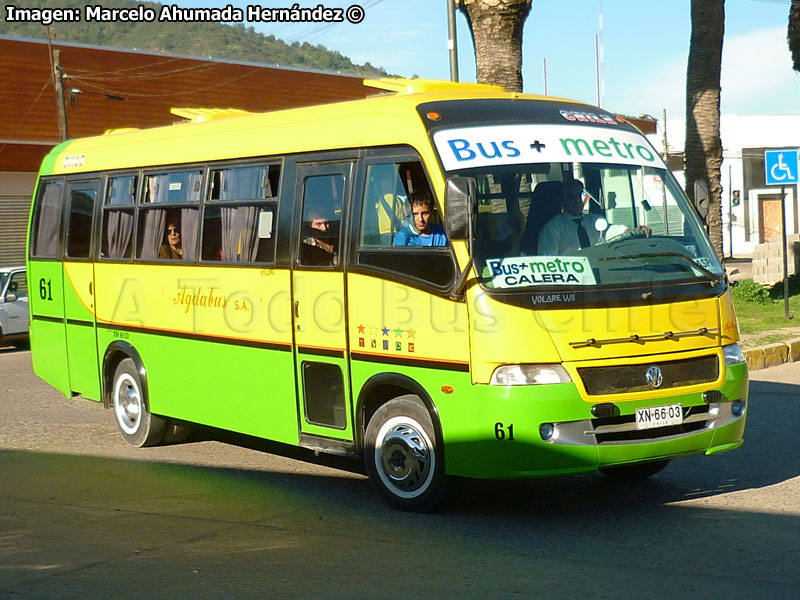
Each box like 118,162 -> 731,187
0,266 -> 29,348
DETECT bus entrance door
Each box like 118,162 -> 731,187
291,162 -> 355,448
62,180 -> 102,400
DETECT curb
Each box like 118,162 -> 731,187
742,337 -> 800,371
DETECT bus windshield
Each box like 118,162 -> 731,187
432,121 -> 723,293
463,162 -> 723,291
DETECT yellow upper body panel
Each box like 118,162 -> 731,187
43,79 -> 561,178
43,79 -> 734,392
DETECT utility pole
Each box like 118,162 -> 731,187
661,110 -> 670,236
52,49 -> 69,141
543,57 -> 548,95
447,0 -> 459,82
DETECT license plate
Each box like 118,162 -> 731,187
635,404 -> 683,430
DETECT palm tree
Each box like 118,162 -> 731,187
685,0 -> 725,259
790,0 -> 800,71
457,0 -> 532,92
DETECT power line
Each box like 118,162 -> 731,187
69,61 -> 225,82
66,66 -> 261,99
67,57 -> 187,78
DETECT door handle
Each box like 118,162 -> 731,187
294,300 -> 299,318
89,282 -> 93,295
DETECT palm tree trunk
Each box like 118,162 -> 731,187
458,0 -> 532,92
685,0 -> 725,260
790,0 -> 800,72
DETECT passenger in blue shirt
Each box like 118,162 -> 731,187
393,190 -> 448,247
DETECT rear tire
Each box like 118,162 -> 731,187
600,459 -> 670,481
364,395 -> 448,512
111,358 -> 165,447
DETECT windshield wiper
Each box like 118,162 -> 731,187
597,252 -> 723,283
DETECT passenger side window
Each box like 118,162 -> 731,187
102,175 -> 136,260
137,169 -> 201,261
202,164 -> 280,263
299,174 -> 344,267
356,159 -> 454,290
30,180 -> 64,259
66,186 -> 97,259
359,161 -> 446,248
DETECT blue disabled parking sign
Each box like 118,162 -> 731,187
765,149 -> 799,185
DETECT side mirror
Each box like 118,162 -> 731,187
693,180 -> 710,222
444,176 -> 477,241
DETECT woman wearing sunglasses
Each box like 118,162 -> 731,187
158,217 -> 183,260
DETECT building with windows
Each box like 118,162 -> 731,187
648,114 -> 800,258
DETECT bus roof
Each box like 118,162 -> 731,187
39,78 -> 606,176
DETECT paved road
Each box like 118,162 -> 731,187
1,347 -> 798,599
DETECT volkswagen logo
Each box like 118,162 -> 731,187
645,365 -> 663,388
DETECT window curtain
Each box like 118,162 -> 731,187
109,177 -> 135,205
215,167 -> 268,261
221,206 -> 258,262
106,210 -> 134,259
218,166 -> 270,201
180,207 -> 199,261
146,175 -> 169,203
140,209 -> 166,259
186,171 -> 202,202
34,183 -> 64,257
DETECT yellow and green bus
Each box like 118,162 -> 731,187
27,78 -> 748,511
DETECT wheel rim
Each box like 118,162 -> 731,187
114,373 -> 142,435
374,416 -> 435,499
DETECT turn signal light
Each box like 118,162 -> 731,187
591,403 -> 620,418
702,390 -> 723,404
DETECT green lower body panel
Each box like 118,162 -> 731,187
30,318 -> 71,397
439,362 -> 749,479
97,327 -> 299,446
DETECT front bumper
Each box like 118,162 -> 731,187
441,361 -> 748,479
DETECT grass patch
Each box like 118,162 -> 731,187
741,332 -> 800,348
732,277 -> 799,336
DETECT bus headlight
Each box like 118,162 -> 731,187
723,343 -> 745,366
490,364 -> 571,386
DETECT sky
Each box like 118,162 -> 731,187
175,0 -> 799,121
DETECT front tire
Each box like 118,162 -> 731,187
364,395 -> 448,512
112,358 -> 165,447
161,418 -> 192,445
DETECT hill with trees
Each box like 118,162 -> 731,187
0,0 -> 388,76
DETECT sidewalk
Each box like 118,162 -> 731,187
743,337 -> 800,370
